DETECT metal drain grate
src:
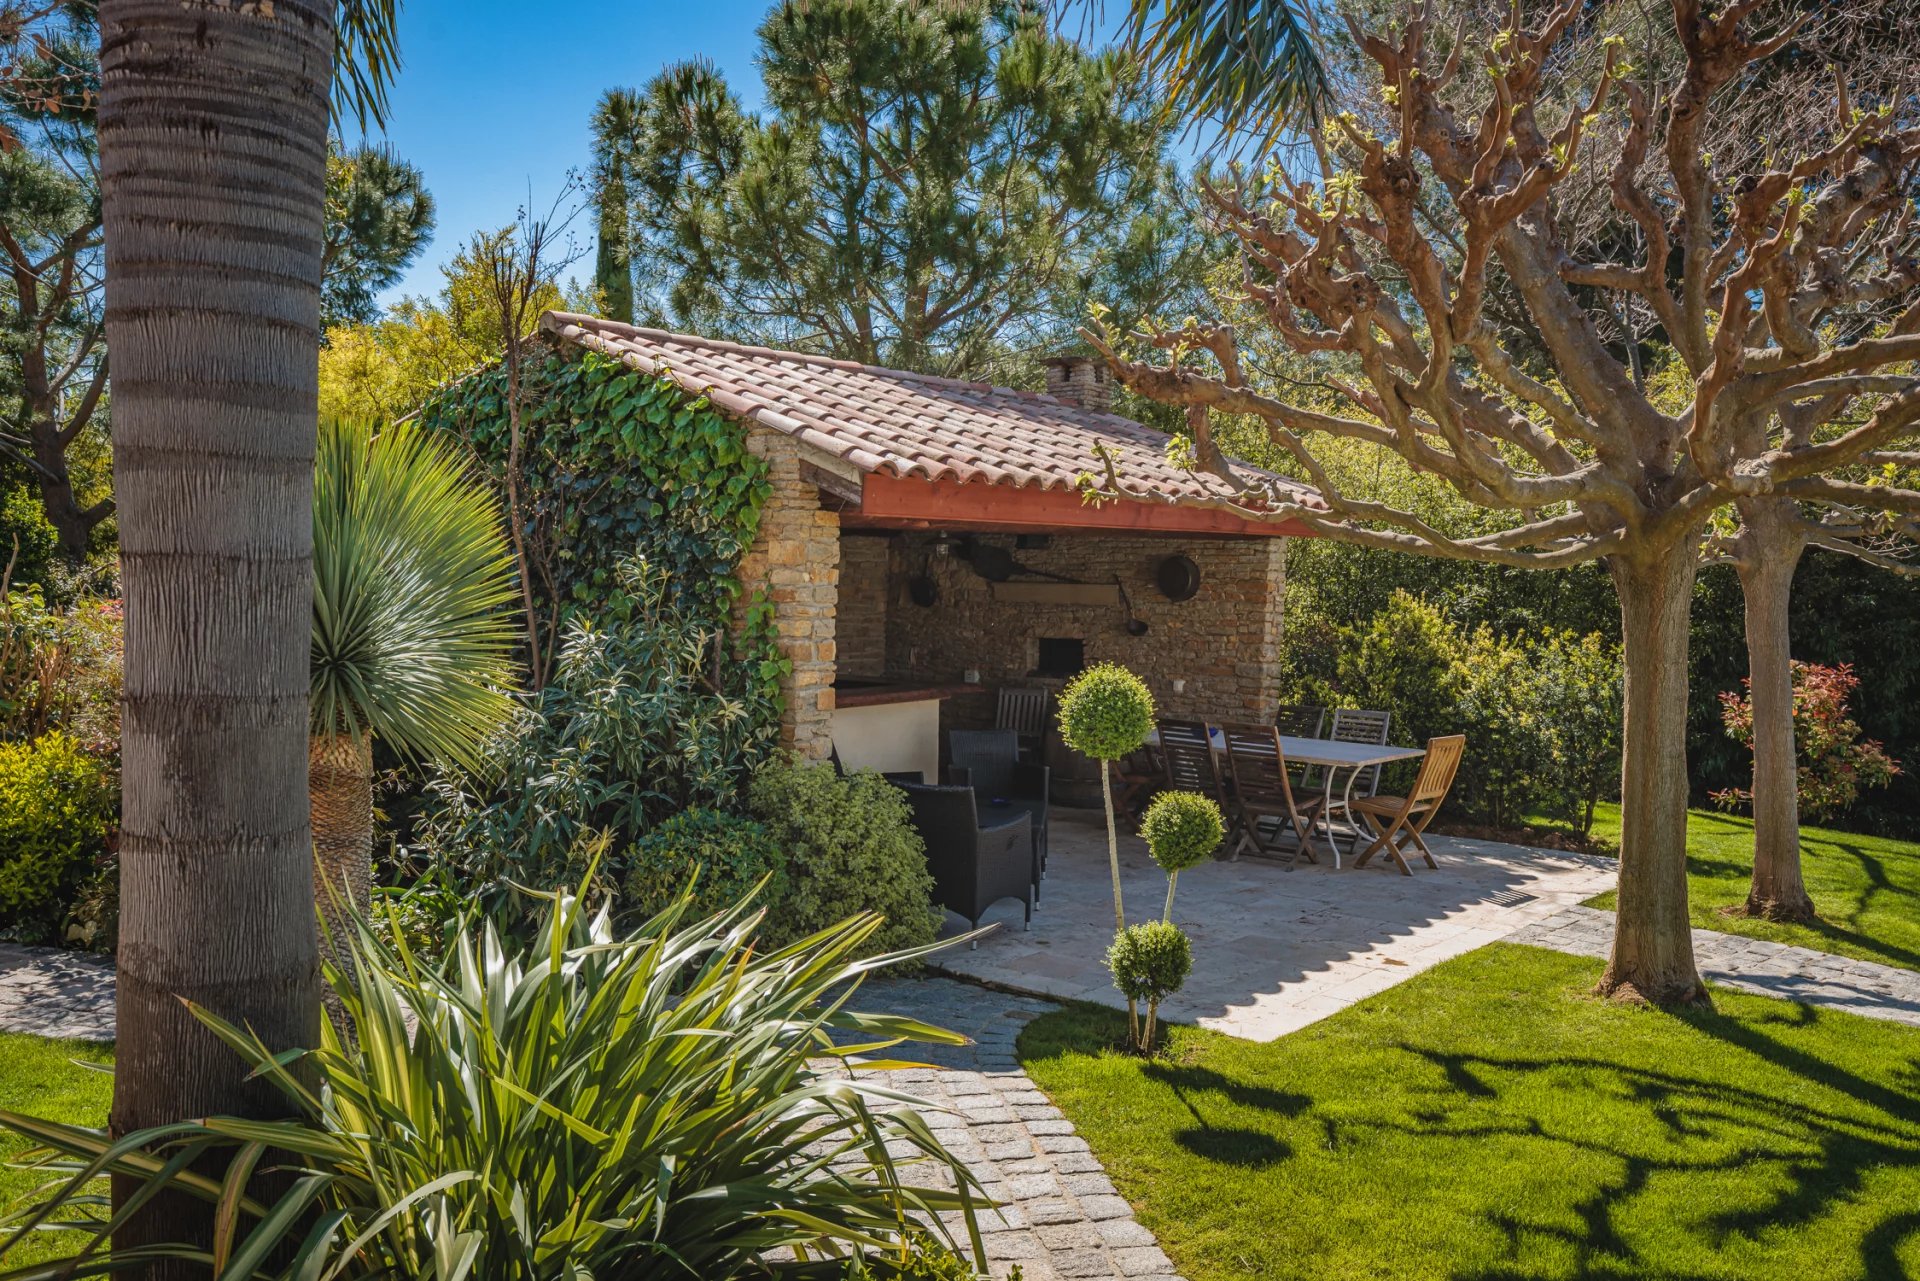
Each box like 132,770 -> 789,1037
1483,890 -> 1538,909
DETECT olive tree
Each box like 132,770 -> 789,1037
1089,0 -> 1920,1005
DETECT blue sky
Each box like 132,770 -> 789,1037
351,0 -> 1132,309
350,0 -> 776,306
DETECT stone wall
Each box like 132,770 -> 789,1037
736,428 -> 839,759
836,534 -> 890,676
883,532 -> 1287,733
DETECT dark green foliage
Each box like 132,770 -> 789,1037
1057,661 -> 1156,761
417,347 -> 777,641
1690,555 -> 1920,841
1139,791 -> 1224,875
842,1235 -> 1022,1280
0,489 -> 56,592
415,558 -> 780,907
322,141 -> 436,329
0,731 -> 114,943
1300,591 -> 1623,833
1306,591 -> 1463,757
611,0 -> 1207,377
624,807 -> 787,925
0,885 -> 993,1278
747,760 -> 940,959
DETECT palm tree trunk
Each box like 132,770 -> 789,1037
99,0 -> 329,1269
1597,544 -> 1709,1006
310,730 -> 375,963
1733,500 -> 1816,923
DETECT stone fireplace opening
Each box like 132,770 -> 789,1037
1034,637 -> 1085,679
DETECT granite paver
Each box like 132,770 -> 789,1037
934,808 -> 1619,1040
850,976 -> 1185,1281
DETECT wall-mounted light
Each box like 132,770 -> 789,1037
930,531 -> 958,558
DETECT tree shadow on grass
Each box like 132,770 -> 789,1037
1375,1014 -> 1920,1281
1142,1060 -> 1306,1170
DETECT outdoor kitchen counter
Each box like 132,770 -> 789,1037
830,681 -> 984,709
828,682 -> 983,782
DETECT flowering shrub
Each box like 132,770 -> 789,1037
1712,662 -> 1901,820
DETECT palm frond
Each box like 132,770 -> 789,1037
1114,0 -> 1329,152
311,418 -> 520,767
333,0 -> 402,130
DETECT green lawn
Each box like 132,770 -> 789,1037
0,1033 -> 113,1268
1020,944 -> 1920,1281
1579,806 -> 1920,972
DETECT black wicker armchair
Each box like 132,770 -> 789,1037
896,781 -> 1032,944
947,728 -> 1050,890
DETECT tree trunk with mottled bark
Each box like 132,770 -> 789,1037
99,0 -> 330,1269
1733,499 -> 1815,922
1598,544 -> 1709,1006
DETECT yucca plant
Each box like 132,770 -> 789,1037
310,418 -> 518,953
0,885 -> 994,1279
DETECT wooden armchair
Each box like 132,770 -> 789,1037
1353,735 -> 1466,876
1220,723 -> 1328,865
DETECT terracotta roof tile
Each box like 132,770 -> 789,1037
541,313 -> 1310,510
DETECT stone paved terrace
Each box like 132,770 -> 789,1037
0,944 -> 115,1042
1509,903 -> 1920,1026
933,807 -> 1619,1041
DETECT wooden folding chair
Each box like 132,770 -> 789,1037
1111,747 -> 1158,831
1220,723 -> 1327,865
1157,718 -> 1227,806
995,686 -> 1051,763
1273,704 -> 1326,739
1352,735 -> 1466,875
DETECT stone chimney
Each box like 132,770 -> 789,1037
1042,354 -> 1114,413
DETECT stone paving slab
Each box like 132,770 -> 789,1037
0,944 -> 114,1041
850,977 -> 1185,1281
1507,904 -> 1920,1026
934,809 -> 1618,1041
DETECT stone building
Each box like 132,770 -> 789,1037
541,312 -> 1316,785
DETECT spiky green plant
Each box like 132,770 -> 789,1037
0,886 -> 994,1280
310,418 -> 518,952
1105,0 -> 1328,152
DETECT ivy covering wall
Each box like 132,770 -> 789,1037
416,344 -> 787,710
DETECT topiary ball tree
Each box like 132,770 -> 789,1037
1057,662 -> 1155,934
1139,790 -> 1224,921
1107,919 -> 1192,1053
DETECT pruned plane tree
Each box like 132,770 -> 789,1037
1085,0 -> 1920,1005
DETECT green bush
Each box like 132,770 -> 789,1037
1057,661 -> 1156,761
1139,790 -> 1223,920
0,487 -> 57,595
1326,590 -> 1464,758
0,886 -> 994,1278
1306,592 -> 1623,835
1107,920 -> 1193,1052
625,807 -> 787,924
416,557 -> 780,908
0,732 -> 115,943
1139,791 -> 1224,875
747,759 -> 939,958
